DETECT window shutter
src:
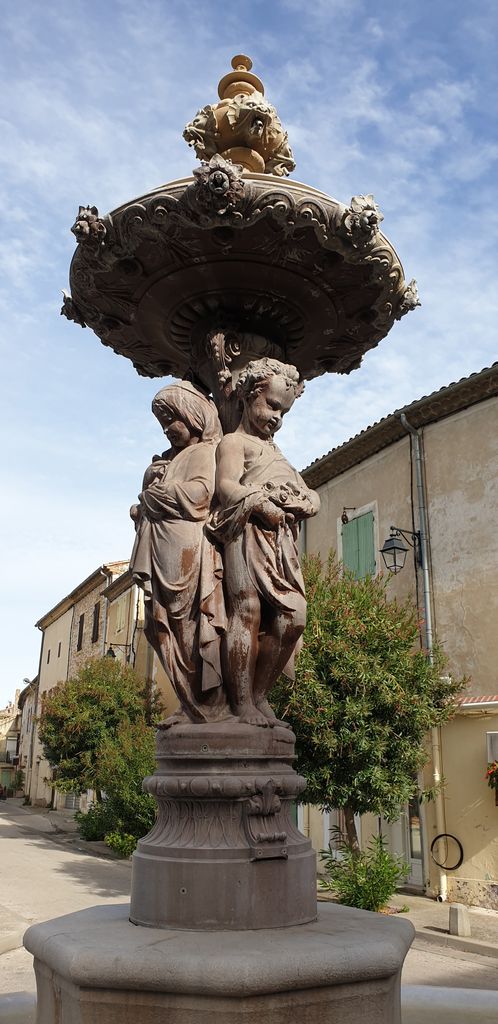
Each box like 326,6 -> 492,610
342,511 -> 375,579
357,511 -> 376,578
342,519 -> 359,575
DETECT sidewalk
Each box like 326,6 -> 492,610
318,888 -> 498,959
389,891 -> 498,959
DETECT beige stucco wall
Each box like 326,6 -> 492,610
302,395 -> 498,905
305,433 -> 417,606
424,399 -> 498,695
439,712 -> 498,908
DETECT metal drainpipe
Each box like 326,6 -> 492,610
400,413 -> 448,902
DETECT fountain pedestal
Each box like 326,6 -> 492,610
130,721 -> 316,930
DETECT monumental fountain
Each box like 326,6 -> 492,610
25,56 -> 418,1022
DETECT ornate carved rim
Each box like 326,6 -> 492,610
64,166 -> 419,386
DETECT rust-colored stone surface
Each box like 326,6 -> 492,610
131,720 -> 316,929
63,165 -> 417,392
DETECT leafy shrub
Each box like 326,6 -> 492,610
320,831 -> 408,912
75,800 -> 116,841
105,831 -> 137,858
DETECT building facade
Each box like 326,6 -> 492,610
25,560 -> 176,808
300,364 -> 498,908
17,678 -> 38,797
0,696 -> 20,793
28,562 -> 128,807
102,569 -> 177,719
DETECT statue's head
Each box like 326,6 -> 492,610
152,381 -> 222,448
236,358 -> 303,439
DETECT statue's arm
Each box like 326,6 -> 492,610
215,434 -> 249,507
216,436 -> 285,529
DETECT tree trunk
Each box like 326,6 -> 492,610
344,805 -> 360,854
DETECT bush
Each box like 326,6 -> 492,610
320,832 -> 408,912
104,831 -> 137,858
75,801 -> 116,841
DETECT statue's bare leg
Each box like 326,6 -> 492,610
222,539 -> 268,726
252,603 -> 306,727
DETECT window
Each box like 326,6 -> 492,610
91,602 -> 100,644
77,613 -> 85,651
46,648 -> 51,665
57,641 -> 61,658
342,511 -> 376,579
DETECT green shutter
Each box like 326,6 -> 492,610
342,519 -> 359,576
342,511 -> 375,579
357,511 -> 376,578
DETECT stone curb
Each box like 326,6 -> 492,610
0,992 -> 36,1023
0,928 -> 25,955
0,904 -> 30,957
413,929 -> 498,960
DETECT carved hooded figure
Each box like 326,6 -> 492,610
130,381 -> 229,724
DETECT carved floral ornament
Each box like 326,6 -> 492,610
341,194 -> 384,247
192,155 -> 245,214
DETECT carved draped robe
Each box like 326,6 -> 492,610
130,443 -> 227,722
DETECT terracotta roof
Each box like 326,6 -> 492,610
301,364 -> 498,488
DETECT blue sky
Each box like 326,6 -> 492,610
1,0 -> 497,706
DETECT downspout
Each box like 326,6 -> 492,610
400,413 -> 447,902
101,581 -> 109,657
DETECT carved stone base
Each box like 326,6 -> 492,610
130,721 -> 317,930
24,903 -> 415,1024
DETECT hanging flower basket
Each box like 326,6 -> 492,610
486,761 -> 498,804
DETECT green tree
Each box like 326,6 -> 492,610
271,553 -> 464,850
96,716 -> 157,838
39,657 -> 162,850
39,657 -> 155,796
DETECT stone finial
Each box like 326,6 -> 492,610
183,55 -> 295,177
395,278 -> 421,320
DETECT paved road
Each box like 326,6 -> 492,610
1,803 -> 498,997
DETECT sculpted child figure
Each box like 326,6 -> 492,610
130,381 -> 229,726
209,357 -> 320,727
